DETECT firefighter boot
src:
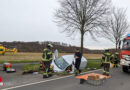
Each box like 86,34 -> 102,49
43,69 -> 49,78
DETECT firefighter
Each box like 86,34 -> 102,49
101,49 -> 112,76
42,44 -> 53,78
74,49 -> 82,76
113,52 -> 120,68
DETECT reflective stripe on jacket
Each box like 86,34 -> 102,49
42,48 -> 52,61
102,53 -> 112,64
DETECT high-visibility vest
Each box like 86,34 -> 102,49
42,48 -> 53,61
102,53 -> 112,64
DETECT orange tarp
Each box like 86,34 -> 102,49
76,73 -> 111,80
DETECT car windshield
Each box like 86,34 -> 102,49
54,57 -> 69,70
122,39 -> 130,50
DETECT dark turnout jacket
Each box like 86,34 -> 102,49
75,52 -> 82,59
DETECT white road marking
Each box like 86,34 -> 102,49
2,69 -> 101,90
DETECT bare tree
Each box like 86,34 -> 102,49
55,0 -> 110,54
101,8 -> 129,50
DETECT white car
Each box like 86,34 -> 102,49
51,50 -> 87,73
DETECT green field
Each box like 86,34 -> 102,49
0,52 -> 102,75
0,52 -> 102,63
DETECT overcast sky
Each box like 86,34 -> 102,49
0,0 -> 130,49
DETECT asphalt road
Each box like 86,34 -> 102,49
2,67 -> 130,90
0,63 -> 48,89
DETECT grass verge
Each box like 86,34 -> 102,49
22,60 -> 101,75
0,59 -> 101,64
23,64 -> 40,73
0,60 -> 41,64
87,61 -> 101,69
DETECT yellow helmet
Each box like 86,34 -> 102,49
48,44 -> 53,48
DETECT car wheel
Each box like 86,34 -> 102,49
122,66 -> 128,72
80,79 -> 85,84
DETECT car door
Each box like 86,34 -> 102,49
53,49 -> 59,60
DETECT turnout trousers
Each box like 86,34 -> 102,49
102,63 -> 110,76
75,58 -> 81,75
43,61 -> 51,77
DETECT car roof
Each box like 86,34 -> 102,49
62,55 -> 87,65
62,55 -> 74,64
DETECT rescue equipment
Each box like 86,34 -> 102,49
3,63 -> 16,73
76,73 -> 110,85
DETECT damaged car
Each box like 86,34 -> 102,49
51,50 -> 87,73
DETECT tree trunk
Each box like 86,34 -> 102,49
81,33 -> 84,54
116,42 -> 118,51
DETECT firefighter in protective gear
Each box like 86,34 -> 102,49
101,49 -> 112,76
42,44 -> 53,78
113,52 -> 120,68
